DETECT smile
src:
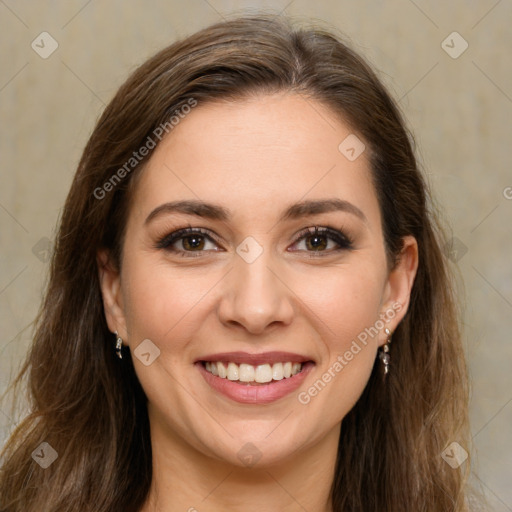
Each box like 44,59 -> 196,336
204,361 -> 303,384
195,351 -> 315,404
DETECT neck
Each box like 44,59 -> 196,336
140,418 -> 340,512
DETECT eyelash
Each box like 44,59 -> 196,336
155,225 -> 354,258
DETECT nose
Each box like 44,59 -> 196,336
216,250 -> 295,335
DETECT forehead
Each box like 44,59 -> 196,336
128,93 -> 380,229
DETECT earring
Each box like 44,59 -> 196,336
114,331 -> 123,360
378,327 -> 392,375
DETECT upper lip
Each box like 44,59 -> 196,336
196,351 -> 314,366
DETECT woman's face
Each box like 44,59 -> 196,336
99,92 -> 417,468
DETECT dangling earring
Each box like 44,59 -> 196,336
114,331 -> 123,360
378,327 -> 392,375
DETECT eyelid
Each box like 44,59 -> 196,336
155,224 -> 354,255
288,225 -> 354,253
154,226 -> 223,251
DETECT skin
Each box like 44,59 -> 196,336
98,92 -> 418,512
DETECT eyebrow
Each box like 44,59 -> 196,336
144,198 -> 368,226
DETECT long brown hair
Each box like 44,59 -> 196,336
1,13 -> 481,511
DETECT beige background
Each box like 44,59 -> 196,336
1,1 -> 511,509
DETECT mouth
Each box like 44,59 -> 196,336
194,351 -> 315,404
201,360 -> 305,385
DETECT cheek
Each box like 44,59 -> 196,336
121,255 -> 212,348
295,267 -> 383,419
297,262 -> 385,349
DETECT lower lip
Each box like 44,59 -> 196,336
196,361 -> 315,404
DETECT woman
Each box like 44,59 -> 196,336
0,13 -> 480,511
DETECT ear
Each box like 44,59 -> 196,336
379,235 -> 419,345
97,249 -> 128,341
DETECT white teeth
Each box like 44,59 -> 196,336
239,363 -> 255,382
217,362 -> 227,379
272,362 -> 284,380
227,362 -> 239,381
204,361 -> 304,382
255,364 -> 273,383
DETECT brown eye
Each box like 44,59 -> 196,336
180,234 -> 207,251
156,227 -> 221,257
290,226 -> 353,254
